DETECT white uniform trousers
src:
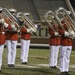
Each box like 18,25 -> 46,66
49,45 -> 60,67
6,40 -> 17,65
20,39 -> 30,63
0,45 -> 4,69
59,46 -> 72,72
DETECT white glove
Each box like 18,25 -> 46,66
54,32 -> 59,36
35,24 -> 38,28
64,31 -> 69,37
4,23 -> 8,28
17,30 -> 20,32
0,18 -> 4,24
69,31 -> 75,38
27,29 -> 31,33
69,31 -> 74,36
11,24 -> 17,31
35,24 -> 41,30
11,24 -> 15,28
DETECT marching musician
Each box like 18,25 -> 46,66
0,8 -> 13,72
48,20 -> 61,69
5,8 -> 18,67
58,18 -> 74,75
20,13 -> 32,64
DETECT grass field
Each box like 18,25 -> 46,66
1,48 -> 75,75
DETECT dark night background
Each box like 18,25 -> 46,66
70,0 -> 75,10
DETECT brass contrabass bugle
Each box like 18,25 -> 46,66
17,12 -> 37,33
54,7 -> 75,32
66,0 -> 75,21
2,7 -> 24,31
45,11 -> 59,32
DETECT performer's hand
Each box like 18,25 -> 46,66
64,31 -> 69,37
69,31 -> 74,38
11,24 -> 17,31
3,23 -> 9,28
69,31 -> 74,36
35,23 -> 41,30
27,29 -> 31,33
54,32 -> 59,36
0,18 -> 4,24
0,18 -> 9,28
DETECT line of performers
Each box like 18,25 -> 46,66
48,8 -> 75,75
0,7 -> 40,72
